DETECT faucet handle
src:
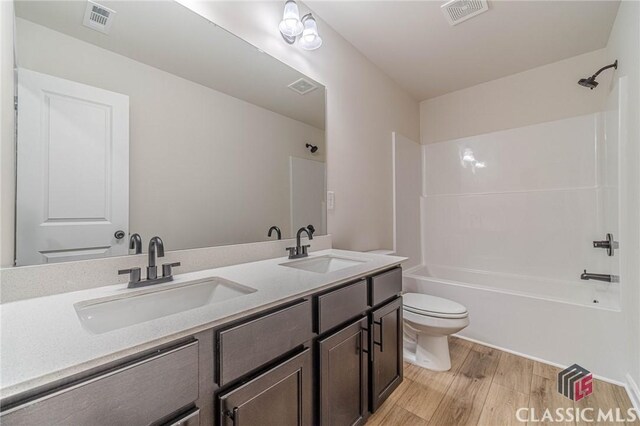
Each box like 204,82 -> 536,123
300,245 -> 311,256
285,247 -> 297,258
162,262 -> 181,278
118,267 -> 141,284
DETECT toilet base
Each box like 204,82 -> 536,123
403,333 -> 452,372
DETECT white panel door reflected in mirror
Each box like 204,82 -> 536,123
16,68 -> 129,265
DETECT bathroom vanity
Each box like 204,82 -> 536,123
0,250 -> 404,425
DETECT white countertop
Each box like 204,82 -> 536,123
0,249 -> 405,401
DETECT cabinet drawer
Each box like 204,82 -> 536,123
369,267 -> 402,306
317,280 -> 368,334
217,299 -> 313,386
1,341 -> 199,426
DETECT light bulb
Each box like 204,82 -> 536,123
298,14 -> 322,50
279,0 -> 303,38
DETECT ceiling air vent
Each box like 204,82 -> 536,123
441,0 -> 489,26
288,78 -> 318,95
83,1 -> 116,34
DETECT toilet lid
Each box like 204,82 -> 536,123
403,293 -> 468,318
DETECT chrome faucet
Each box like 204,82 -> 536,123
118,236 -> 180,288
286,227 -> 314,259
147,236 -> 165,280
268,226 -> 282,240
306,224 -> 315,237
129,233 -> 142,254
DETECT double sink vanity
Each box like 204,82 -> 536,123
0,249 -> 405,425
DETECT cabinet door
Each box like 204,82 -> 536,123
319,318 -> 368,426
219,349 -> 312,426
370,297 -> 403,411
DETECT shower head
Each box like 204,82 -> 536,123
578,60 -> 618,90
578,76 -> 599,90
306,143 -> 318,153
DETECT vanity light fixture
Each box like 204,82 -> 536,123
298,14 -> 323,50
279,0 -> 304,43
279,1 -> 323,50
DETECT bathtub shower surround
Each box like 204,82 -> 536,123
421,112 -> 619,309
407,98 -> 632,383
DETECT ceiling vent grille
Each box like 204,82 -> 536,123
441,0 -> 489,26
288,78 -> 318,95
83,1 -> 116,34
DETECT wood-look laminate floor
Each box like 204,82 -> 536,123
368,337 -> 639,426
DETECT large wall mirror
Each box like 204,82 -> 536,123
11,1 -> 326,266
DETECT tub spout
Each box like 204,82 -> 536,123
580,270 -> 617,283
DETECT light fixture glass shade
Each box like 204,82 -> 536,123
279,0 -> 303,38
298,14 -> 322,50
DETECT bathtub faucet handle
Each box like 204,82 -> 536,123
592,233 -> 618,256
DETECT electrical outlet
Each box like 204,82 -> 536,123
327,191 -> 335,210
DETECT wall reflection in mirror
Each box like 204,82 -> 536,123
12,0 -> 326,266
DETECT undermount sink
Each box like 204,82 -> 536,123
74,278 -> 256,334
280,255 -> 367,274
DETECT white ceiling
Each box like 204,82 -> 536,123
307,0 -> 620,100
15,1 -> 325,129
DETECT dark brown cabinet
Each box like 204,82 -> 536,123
370,297 -> 403,411
318,317 -> 369,426
218,349 -> 313,426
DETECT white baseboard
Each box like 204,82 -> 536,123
452,334 -> 627,387
626,374 -> 640,413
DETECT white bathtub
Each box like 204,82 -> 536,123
405,264 -> 619,309
402,264 -> 628,383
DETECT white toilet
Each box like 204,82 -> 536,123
403,293 -> 470,371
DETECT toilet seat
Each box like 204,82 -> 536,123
403,293 -> 468,319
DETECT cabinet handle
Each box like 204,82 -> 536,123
373,318 -> 383,352
225,407 -> 239,426
358,327 -> 369,356
363,326 -> 374,362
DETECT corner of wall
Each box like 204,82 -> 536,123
419,48 -> 610,144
